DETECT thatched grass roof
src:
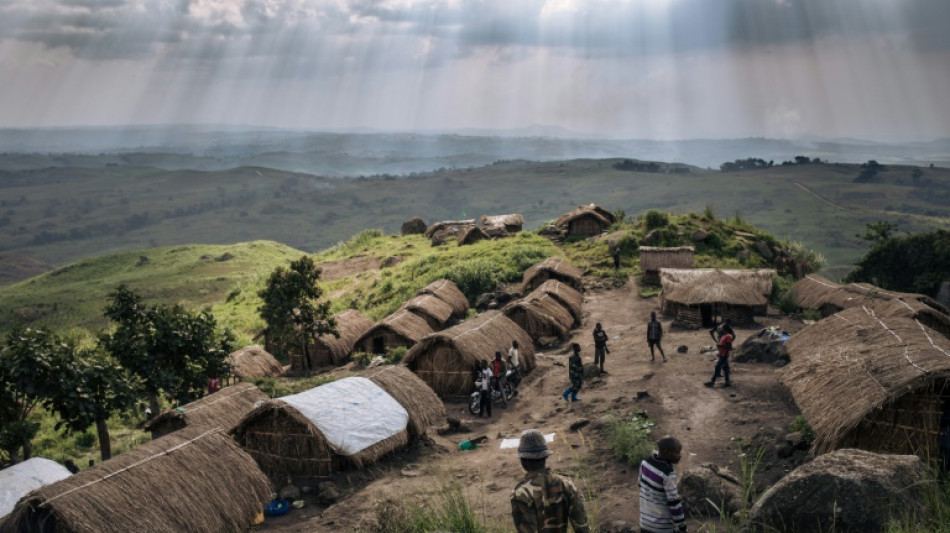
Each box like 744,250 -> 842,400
3,427 -> 271,533
357,309 -> 434,347
424,219 -> 476,238
416,279 -> 469,317
403,310 -> 536,396
457,225 -> 490,246
554,206 -> 611,229
664,269 -> 767,307
311,309 -> 375,366
503,293 -> 575,341
228,345 -> 284,379
659,268 -> 776,298
480,214 -> 524,229
639,246 -> 695,272
533,279 -> 583,324
143,382 -> 268,438
521,257 -> 584,293
790,275 -> 950,317
403,294 -> 455,328
358,365 -> 445,438
0,458 -> 72,520
782,302 -> 950,455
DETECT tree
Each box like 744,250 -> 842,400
0,328 -> 73,464
858,221 -> 898,245
847,229 -> 950,296
258,256 -> 337,377
100,285 -> 234,415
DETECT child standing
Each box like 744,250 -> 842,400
639,436 -> 687,533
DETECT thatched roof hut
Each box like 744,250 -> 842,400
403,294 -> 456,330
533,280 -> 583,325
662,269 -> 768,328
521,257 -> 584,294
639,246 -> 695,284
480,214 -> 524,234
403,311 -> 536,397
416,279 -> 469,317
659,268 -> 775,299
424,220 -> 476,238
0,458 -> 71,521
503,293 -> 575,342
231,377 -> 419,482
782,301 -> 950,458
790,274 -> 950,318
358,365 -> 445,438
353,309 -> 433,355
304,309 -> 375,368
3,427 -> 271,533
457,225 -> 490,246
228,345 -> 284,379
143,382 -> 268,439
554,206 -> 611,238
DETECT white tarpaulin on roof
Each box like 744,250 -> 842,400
281,377 -> 409,456
0,457 -> 72,519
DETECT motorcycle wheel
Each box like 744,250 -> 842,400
502,382 -> 513,404
469,393 -> 481,415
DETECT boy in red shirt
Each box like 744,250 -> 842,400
704,330 -> 733,388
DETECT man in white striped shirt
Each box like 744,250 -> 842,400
639,436 -> 687,533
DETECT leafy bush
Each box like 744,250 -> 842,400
789,415 -> 815,444
801,308 -> 823,321
771,275 -> 796,314
610,414 -> 655,466
73,431 -> 96,449
644,210 -> 669,231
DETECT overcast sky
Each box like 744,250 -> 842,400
1,0 -> 948,141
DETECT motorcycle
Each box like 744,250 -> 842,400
469,369 -> 518,415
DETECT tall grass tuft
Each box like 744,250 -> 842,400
371,482 -> 503,533
609,414 -> 655,467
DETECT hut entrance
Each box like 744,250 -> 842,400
700,304 -> 714,327
372,337 -> 385,354
941,395 -> 950,471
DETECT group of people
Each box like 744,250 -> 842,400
476,340 -> 523,418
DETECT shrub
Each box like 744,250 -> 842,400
789,415 -> 815,444
643,210 -> 669,231
609,413 -> 655,466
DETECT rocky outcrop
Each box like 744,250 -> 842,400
680,463 -> 745,517
401,217 -> 427,235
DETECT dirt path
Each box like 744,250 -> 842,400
259,279 -> 804,532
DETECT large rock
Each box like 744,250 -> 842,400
691,228 -> 708,242
753,240 -> 774,260
680,463 -> 744,517
733,329 -> 789,364
747,449 -> 932,533
401,217 -> 427,235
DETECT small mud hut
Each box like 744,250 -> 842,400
782,301 -> 950,458
143,382 -> 268,439
554,205 -> 612,238
403,311 -> 536,397
457,225 -> 490,246
662,269 -> 767,328
0,458 -> 72,521
416,279 -> 469,317
403,294 -> 456,330
639,246 -> 695,285
2,427 -> 271,533
303,309 -> 375,369
228,345 -> 284,379
353,309 -> 433,355
503,293 -> 575,342
358,365 -> 446,438
231,377 -> 425,483
521,257 -> 584,294
480,214 -> 524,236
790,274 -> 950,318
533,279 -> 584,325
400,217 -> 427,235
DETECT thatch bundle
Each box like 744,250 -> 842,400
521,257 -> 584,294
358,365 -> 445,437
307,309 -> 375,367
228,345 -> 284,379
416,279 -> 469,317
782,302 -> 950,458
639,246 -> 695,278
3,427 -> 271,533
403,294 -> 455,330
143,382 -> 268,439
664,270 -> 767,307
503,293 -> 575,341
480,214 -> 524,233
554,205 -> 611,237
790,274 -> 950,318
0,458 -> 72,521
403,310 -> 536,397
424,220 -> 476,238
533,280 -> 583,324
457,225 -> 490,246
353,309 -> 434,354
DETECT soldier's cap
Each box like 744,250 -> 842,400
518,429 -> 553,459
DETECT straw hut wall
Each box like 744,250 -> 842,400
403,294 -> 456,330
3,427 -> 271,533
503,293 -> 575,342
521,257 -> 584,294
533,280 -> 583,325
457,225 -> 490,246
791,275 -> 950,318
142,382 -> 268,439
358,365 -> 445,438
480,214 -> 524,233
353,309 -> 433,355
403,311 -> 536,397
0,458 -> 72,521
228,345 -> 284,379
417,279 -> 469,317
782,302 -> 950,458
305,309 -> 375,368
231,378 -> 414,483
663,270 -> 767,328
639,246 -> 695,285
553,207 -> 611,238
424,220 -> 476,238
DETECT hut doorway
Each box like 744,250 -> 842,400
940,395 -> 950,471
700,304 -> 714,327
372,337 -> 385,354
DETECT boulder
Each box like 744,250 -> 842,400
733,330 -> 789,364
400,217 -> 427,235
753,240 -> 774,260
691,228 -> 708,242
747,449 -> 932,532
317,481 -> 340,503
680,463 -> 745,517
582,363 -> 602,379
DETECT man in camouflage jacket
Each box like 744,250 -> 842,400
561,343 -> 584,402
511,429 -> 590,533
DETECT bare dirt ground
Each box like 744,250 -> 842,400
257,278 -> 806,532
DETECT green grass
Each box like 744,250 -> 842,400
369,482 -> 509,533
608,413 -> 655,467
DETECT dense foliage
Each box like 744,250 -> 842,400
846,228 -> 950,296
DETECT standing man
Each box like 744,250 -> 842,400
508,340 -> 522,387
639,436 -> 688,533
704,327 -> 734,388
646,312 -> 667,362
492,351 -> 508,399
511,429 -> 590,533
709,318 -> 736,344
477,359 -> 493,418
561,343 -> 584,403
592,323 -> 609,374
612,249 -> 621,271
